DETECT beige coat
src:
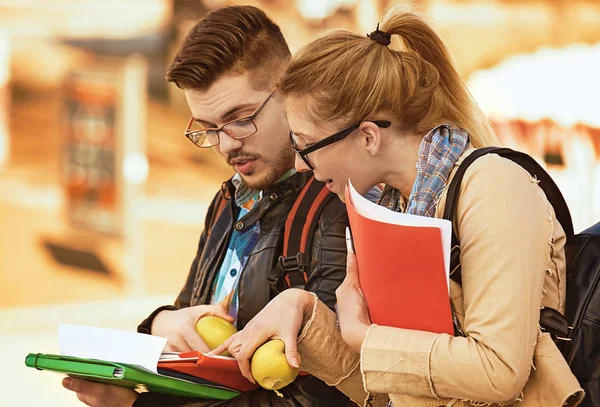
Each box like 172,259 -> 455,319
296,150 -> 585,407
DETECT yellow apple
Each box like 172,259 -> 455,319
195,316 -> 237,356
250,339 -> 299,391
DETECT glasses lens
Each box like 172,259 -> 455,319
188,130 -> 220,147
290,132 -> 305,150
223,118 -> 256,139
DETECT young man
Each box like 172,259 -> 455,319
62,5 -> 356,407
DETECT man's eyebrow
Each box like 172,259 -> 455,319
221,103 -> 255,122
193,117 -> 216,128
193,103 -> 257,128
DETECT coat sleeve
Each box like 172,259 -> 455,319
360,155 -> 556,404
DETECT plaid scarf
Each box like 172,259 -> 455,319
379,125 -> 469,216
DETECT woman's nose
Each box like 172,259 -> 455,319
294,154 -> 311,172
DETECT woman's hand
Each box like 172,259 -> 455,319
336,245 -> 371,353
210,288 -> 315,382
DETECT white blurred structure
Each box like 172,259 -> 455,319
468,43 -> 600,233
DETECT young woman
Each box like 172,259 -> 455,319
212,7 -> 584,407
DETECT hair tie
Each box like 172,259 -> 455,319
367,23 -> 391,46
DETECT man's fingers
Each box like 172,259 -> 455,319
164,337 -> 193,353
63,377 -> 101,405
63,377 -> 91,393
207,305 -> 235,323
181,324 -> 210,353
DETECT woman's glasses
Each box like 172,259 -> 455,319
290,120 -> 391,170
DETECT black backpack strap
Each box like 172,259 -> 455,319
268,176 -> 333,293
444,147 -> 575,284
443,147 -> 573,341
443,147 -> 502,284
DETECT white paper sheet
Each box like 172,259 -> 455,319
58,324 -> 167,373
348,180 -> 452,289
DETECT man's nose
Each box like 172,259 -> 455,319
218,131 -> 243,155
294,154 -> 311,172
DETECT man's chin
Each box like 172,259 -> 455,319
239,171 -> 278,191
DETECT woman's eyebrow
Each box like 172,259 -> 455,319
292,131 -> 315,141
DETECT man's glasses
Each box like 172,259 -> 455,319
184,89 -> 276,148
290,120 -> 391,170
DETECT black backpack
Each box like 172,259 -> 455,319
208,176 -> 335,294
443,147 -> 600,407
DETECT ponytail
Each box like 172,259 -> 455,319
280,6 -> 498,148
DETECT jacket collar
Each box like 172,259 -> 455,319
220,171 -> 314,233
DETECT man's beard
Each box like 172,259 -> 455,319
238,148 -> 295,190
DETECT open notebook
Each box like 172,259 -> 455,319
24,324 -> 254,399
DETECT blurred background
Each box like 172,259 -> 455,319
1,0 -> 599,405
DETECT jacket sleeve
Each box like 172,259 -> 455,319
360,155 -> 557,404
304,196 -> 349,310
137,191 -> 221,334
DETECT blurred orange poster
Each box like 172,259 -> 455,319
62,64 -> 122,235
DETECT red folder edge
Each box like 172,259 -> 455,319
159,351 -> 309,393
158,352 -> 258,392
345,187 -> 454,335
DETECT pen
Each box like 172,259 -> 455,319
345,227 -> 355,255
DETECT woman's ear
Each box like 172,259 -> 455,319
360,121 -> 383,157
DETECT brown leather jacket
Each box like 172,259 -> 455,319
136,171 -> 357,407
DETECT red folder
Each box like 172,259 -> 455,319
345,186 -> 454,335
158,351 -> 259,392
158,351 -> 309,393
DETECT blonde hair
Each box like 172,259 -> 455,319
280,6 -> 498,148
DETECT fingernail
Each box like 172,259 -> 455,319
291,357 -> 299,368
63,377 -> 72,389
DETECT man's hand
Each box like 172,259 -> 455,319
62,378 -> 138,407
210,289 -> 314,383
151,303 -> 234,352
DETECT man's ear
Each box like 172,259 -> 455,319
360,121 -> 383,157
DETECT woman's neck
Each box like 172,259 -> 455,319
378,133 -> 422,199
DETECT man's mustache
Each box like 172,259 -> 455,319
227,151 -> 260,165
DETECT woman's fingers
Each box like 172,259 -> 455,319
209,333 -> 236,356
281,333 -> 301,369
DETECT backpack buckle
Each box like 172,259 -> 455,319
269,253 -> 310,294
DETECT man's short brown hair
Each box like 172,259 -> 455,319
167,5 -> 290,92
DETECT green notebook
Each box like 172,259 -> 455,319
25,353 -> 240,400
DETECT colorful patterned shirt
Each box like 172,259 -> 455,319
210,170 -> 296,326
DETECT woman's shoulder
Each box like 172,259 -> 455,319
458,148 -> 532,182
454,148 -> 553,215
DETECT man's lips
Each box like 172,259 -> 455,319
229,157 -> 256,165
230,158 -> 257,174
